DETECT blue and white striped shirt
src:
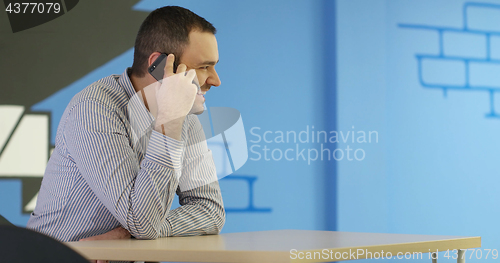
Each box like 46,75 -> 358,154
27,68 -> 225,242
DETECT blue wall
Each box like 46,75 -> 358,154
337,0 -> 500,261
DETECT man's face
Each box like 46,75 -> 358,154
180,30 -> 221,114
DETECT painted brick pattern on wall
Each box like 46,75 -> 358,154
400,2 -> 500,118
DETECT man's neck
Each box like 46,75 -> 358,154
129,72 -> 154,93
129,70 -> 159,118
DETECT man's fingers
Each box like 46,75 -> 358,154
176,63 -> 187,73
164,54 -> 175,78
185,69 -> 197,82
185,70 -> 199,93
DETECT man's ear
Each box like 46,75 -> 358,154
148,52 -> 163,67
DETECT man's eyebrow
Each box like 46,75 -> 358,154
197,59 -> 219,66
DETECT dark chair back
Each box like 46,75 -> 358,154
0,214 -> 14,226
0,225 -> 89,263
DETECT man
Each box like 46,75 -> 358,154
27,6 -> 224,242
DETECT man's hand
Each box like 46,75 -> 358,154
79,226 -> 131,263
154,53 -> 198,140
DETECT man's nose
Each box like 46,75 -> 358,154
207,69 -> 221,87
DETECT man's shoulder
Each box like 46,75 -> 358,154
70,74 -> 129,110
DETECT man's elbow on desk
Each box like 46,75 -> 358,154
125,219 -> 166,240
127,227 -> 160,240
204,205 -> 226,235
132,231 -> 160,240
167,208 -> 226,237
128,215 -> 224,239
202,201 -> 226,236
214,209 -> 226,234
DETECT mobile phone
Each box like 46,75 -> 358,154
148,53 -> 169,82
147,53 -> 199,88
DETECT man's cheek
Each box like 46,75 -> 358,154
194,72 -> 207,85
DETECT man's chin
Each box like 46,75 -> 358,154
190,107 -> 205,115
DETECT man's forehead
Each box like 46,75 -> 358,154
182,31 -> 219,64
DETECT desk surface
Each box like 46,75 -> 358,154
66,230 -> 481,262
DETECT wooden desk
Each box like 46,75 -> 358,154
66,230 -> 480,262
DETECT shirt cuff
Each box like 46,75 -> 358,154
145,130 -> 185,170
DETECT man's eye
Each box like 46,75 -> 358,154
199,66 -> 209,70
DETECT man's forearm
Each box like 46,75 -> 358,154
159,182 -> 225,237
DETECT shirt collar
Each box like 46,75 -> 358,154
118,67 -> 137,100
118,67 -> 156,135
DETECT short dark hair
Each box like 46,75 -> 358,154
131,6 -> 216,77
